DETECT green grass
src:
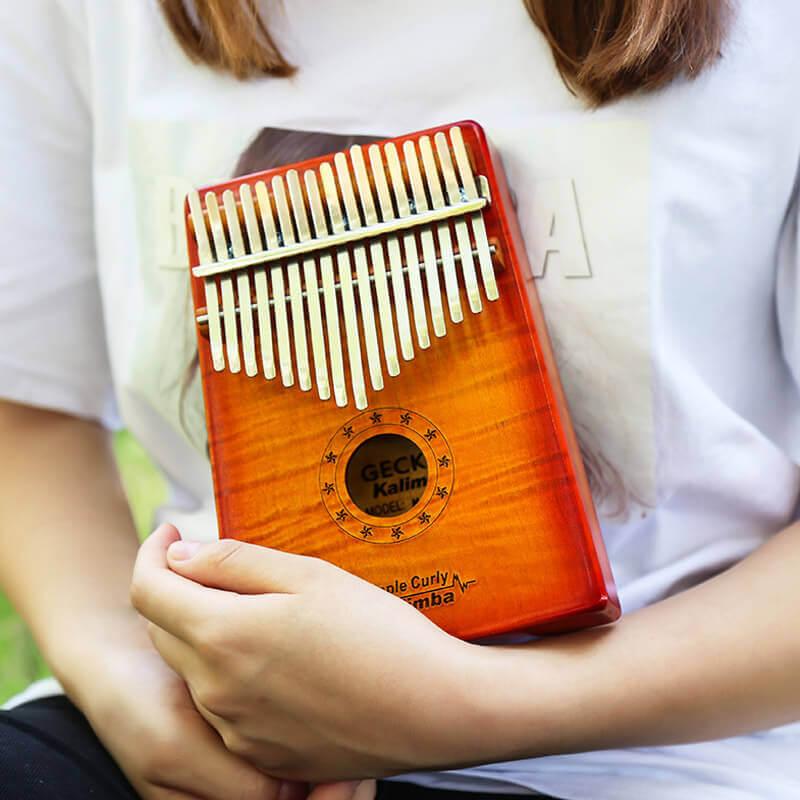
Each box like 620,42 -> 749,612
0,431 -> 166,703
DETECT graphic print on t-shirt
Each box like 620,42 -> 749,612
126,119 -> 651,518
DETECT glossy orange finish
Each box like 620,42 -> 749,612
186,121 -> 620,640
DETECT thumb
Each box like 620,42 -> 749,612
166,536 -> 324,595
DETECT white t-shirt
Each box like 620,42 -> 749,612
2,1 -> 800,797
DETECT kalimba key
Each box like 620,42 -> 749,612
185,121 -> 619,639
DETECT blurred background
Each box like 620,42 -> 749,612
0,432 -> 165,703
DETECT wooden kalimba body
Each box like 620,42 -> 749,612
185,121 -> 619,640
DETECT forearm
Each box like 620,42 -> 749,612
0,400 -> 148,700
463,522 -> 800,762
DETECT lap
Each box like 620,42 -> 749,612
0,695 -> 137,799
0,696 -> 556,800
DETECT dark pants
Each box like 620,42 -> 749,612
0,696 -> 558,799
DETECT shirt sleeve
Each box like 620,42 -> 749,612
0,0 -> 114,422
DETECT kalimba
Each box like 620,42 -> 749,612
185,121 -> 619,640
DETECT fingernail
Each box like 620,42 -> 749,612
168,540 -> 202,561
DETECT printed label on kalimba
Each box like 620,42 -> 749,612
319,408 -> 454,544
383,568 -> 477,611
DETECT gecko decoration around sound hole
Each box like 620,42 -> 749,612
319,408 -> 454,544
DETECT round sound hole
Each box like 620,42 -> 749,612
344,434 -> 429,518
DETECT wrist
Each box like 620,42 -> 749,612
443,640 -> 536,765
404,635 -> 527,771
45,604 -> 153,713
460,626 -> 634,764
441,634 -> 593,767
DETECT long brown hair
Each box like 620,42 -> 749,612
160,0 -> 731,105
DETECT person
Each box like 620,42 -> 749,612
1,1 -> 799,798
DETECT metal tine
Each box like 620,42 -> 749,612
351,145 -> 400,377
188,191 -> 225,371
367,145 -> 414,362
239,183 -> 276,380
334,152 -> 384,393
403,140 -> 446,337
320,161 -> 367,410
255,181 -> 294,387
287,169 -> 330,401
222,190 -> 258,376
434,132 -> 482,314
205,192 -> 241,373
305,170 -> 347,407
272,175 -> 311,392
385,142 -> 429,349
419,136 -> 462,324
450,126 -> 498,301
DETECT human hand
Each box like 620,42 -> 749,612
76,633 -> 307,800
131,524 -> 483,783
